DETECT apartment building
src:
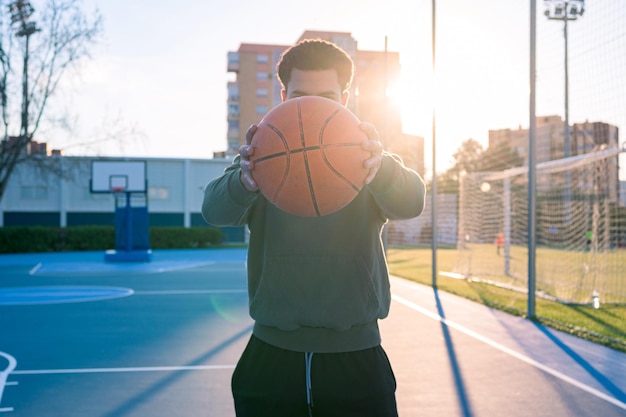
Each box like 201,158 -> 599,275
488,115 -> 621,203
489,115 -> 619,164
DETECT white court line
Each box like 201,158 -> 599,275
391,294 -> 626,412
0,352 -> 17,411
28,262 -> 42,275
133,289 -> 246,295
11,364 -> 235,376
0,407 -> 14,412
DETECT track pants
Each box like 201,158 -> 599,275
231,335 -> 398,417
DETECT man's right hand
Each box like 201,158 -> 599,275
239,124 -> 259,192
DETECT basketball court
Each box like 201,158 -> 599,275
1,248 -> 625,416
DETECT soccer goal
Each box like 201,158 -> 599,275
455,147 -> 625,306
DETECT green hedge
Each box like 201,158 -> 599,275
149,227 -> 224,249
0,226 -> 224,253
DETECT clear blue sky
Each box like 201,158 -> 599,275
50,0 -> 624,176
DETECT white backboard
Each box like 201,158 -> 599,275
90,160 -> 147,193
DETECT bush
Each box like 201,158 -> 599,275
0,226 -> 60,253
0,226 -> 224,253
150,227 -> 224,249
61,226 -> 116,251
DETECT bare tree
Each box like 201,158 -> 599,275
0,0 -> 102,201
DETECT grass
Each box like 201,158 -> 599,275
386,247 -> 626,353
454,243 -> 626,304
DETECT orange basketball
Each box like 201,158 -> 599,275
251,96 -> 369,217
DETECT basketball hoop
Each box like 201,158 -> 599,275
110,186 -> 126,194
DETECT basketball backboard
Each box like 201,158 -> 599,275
90,160 -> 147,193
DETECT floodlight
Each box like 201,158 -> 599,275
544,0 -> 585,21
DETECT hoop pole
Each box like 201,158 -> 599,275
125,192 -> 132,252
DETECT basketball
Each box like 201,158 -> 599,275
250,96 -> 369,217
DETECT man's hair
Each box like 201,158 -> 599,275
277,39 -> 354,92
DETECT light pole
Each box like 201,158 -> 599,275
544,0 -> 584,231
8,0 -> 40,141
543,0 -> 585,159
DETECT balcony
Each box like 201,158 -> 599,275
227,52 -> 239,73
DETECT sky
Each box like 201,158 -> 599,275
43,0 -> 624,176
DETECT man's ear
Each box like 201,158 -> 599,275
281,89 -> 287,102
341,90 -> 350,106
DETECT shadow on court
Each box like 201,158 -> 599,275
433,288 -> 473,417
532,322 -> 626,404
99,325 -> 252,417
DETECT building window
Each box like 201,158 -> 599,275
20,186 -> 47,200
257,88 -> 268,98
256,105 -> 268,115
228,52 -> 239,65
228,84 -> 239,101
228,103 -> 239,117
257,71 -> 269,81
257,54 -> 268,64
227,52 -> 239,70
149,186 -> 169,200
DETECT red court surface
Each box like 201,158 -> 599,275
1,248 -> 625,416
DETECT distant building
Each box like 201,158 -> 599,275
226,42 -> 286,153
0,156 -> 244,241
489,115 -> 619,164
488,116 -> 621,204
0,136 -> 48,156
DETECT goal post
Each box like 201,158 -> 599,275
456,148 -> 625,306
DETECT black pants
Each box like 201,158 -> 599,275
231,335 -> 398,417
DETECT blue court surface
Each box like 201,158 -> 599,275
1,248 -> 625,416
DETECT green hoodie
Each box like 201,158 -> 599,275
202,152 -> 426,353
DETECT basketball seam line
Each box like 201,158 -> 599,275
298,100 -> 320,216
252,143 -> 362,163
319,108 -> 362,194
262,121 -> 291,202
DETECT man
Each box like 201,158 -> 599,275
203,39 -> 426,417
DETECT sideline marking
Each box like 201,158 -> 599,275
11,364 -> 235,376
134,289 -> 246,295
391,294 -> 626,412
0,352 -> 17,411
0,286 -> 133,306
29,262 -> 42,275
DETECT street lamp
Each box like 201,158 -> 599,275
8,0 -> 40,140
543,0 -> 585,159
544,0 -> 584,230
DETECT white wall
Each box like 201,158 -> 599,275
0,155 -> 232,227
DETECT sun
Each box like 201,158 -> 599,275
385,72 -> 433,139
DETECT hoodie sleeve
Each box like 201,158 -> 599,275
202,156 -> 259,227
366,152 -> 426,220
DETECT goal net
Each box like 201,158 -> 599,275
455,147 -> 626,306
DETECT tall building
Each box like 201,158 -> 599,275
225,30 -> 416,170
226,43 -> 287,153
488,115 -> 621,203
489,115 -> 619,164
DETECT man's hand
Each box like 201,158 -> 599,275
239,125 -> 259,192
359,122 -> 383,184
